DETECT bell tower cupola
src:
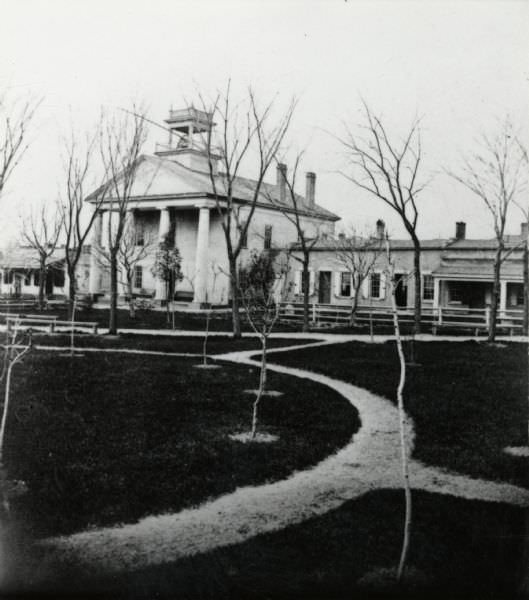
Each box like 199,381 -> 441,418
154,106 -> 220,173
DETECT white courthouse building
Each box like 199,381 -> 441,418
85,107 -> 339,307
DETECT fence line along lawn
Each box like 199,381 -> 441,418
5,351 -> 359,539
270,340 -> 529,489
29,333 -> 317,354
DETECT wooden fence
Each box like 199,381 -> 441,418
279,302 -> 525,334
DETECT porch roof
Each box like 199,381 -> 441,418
433,260 -> 523,281
0,247 -> 65,270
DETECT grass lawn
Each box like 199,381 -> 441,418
269,340 -> 529,488
30,332 -> 317,354
46,490 -> 528,599
4,351 -> 358,539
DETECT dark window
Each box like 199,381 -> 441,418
34,271 -> 40,286
516,285 -> 524,306
449,282 -> 463,302
340,272 -> 352,296
3,270 -> 13,284
423,274 -> 434,300
24,271 -> 32,286
264,225 -> 272,250
135,221 -> 145,246
53,268 -> 65,288
134,265 -> 143,289
370,272 -> 381,299
240,226 -> 248,249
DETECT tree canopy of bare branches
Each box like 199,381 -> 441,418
264,155 -> 322,332
20,201 -> 62,308
340,101 -> 426,333
448,117 -> 527,342
0,94 -> 39,200
200,82 -> 295,338
60,125 -> 110,317
334,227 -> 382,325
99,105 -> 147,334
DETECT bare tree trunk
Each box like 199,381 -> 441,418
126,275 -> 135,318
488,247 -> 502,343
349,286 -> 360,326
302,257 -> 310,333
67,266 -> 76,319
523,242 -> 528,336
229,256 -> 242,339
412,239 -> 421,335
389,274 -> 412,583
109,250 -> 119,335
251,336 -> 267,439
38,257 -> 46,310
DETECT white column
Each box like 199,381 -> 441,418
89,210 -> 103,295
193,204 -> 210,305
155,208 -> 172,301
433,278 -> 440,309
499,280 -> 508,316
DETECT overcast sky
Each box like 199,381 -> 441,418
1,0 -> 527,246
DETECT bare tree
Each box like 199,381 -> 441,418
151,236 -> 184,325
515,138 -> 529,336
340,101 -> 426,333
0,320 -> 32,514
0,94 -> 39,199
384,235 -> 412,584
60,127 -> 110,317
96,221 -> 156,318
334,227 -> 382,326
264,155 -> 321,332
237,249 -> 289,439
449,118 -> 527,342
20,201 -> 62,309
99,106 -> 147,334
200,83 -> 295,338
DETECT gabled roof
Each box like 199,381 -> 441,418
88,154 -> 340,222
0,246 -> 65,269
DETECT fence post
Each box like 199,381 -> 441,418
312,303 -> 316,324
438,306 -> 443,325
485,307 -> 490,328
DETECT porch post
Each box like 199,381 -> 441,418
193,203 -> 210,305
433,278 -> 440,309
499,280 -> 508,318
89,210 -> 103,295
155,207 -> 172,301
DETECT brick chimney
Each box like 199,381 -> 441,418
521,222 -> 528,239
376,219 -> 385,240
305,172 -> 316,209
277,163 -> 287,203
455,221 -> 466,240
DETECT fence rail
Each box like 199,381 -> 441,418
279,302 -> 525,334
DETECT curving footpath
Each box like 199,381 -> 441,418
39,339 -> 529,575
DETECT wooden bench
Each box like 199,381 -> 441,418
6,316 -> 99,335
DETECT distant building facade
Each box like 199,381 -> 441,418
285,221 -> 526,316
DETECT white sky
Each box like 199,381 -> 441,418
1,0 -> 528,246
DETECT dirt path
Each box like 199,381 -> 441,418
38,340 -> 529,575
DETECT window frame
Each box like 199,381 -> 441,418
133,265 -> 143,290
340,272 -> 352,297
370,272 -> 381,299
264,225 -> 272,250
422,273 -> 434,301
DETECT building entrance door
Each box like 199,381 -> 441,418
318,271 -> 331,304
394,274 -> 408,308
